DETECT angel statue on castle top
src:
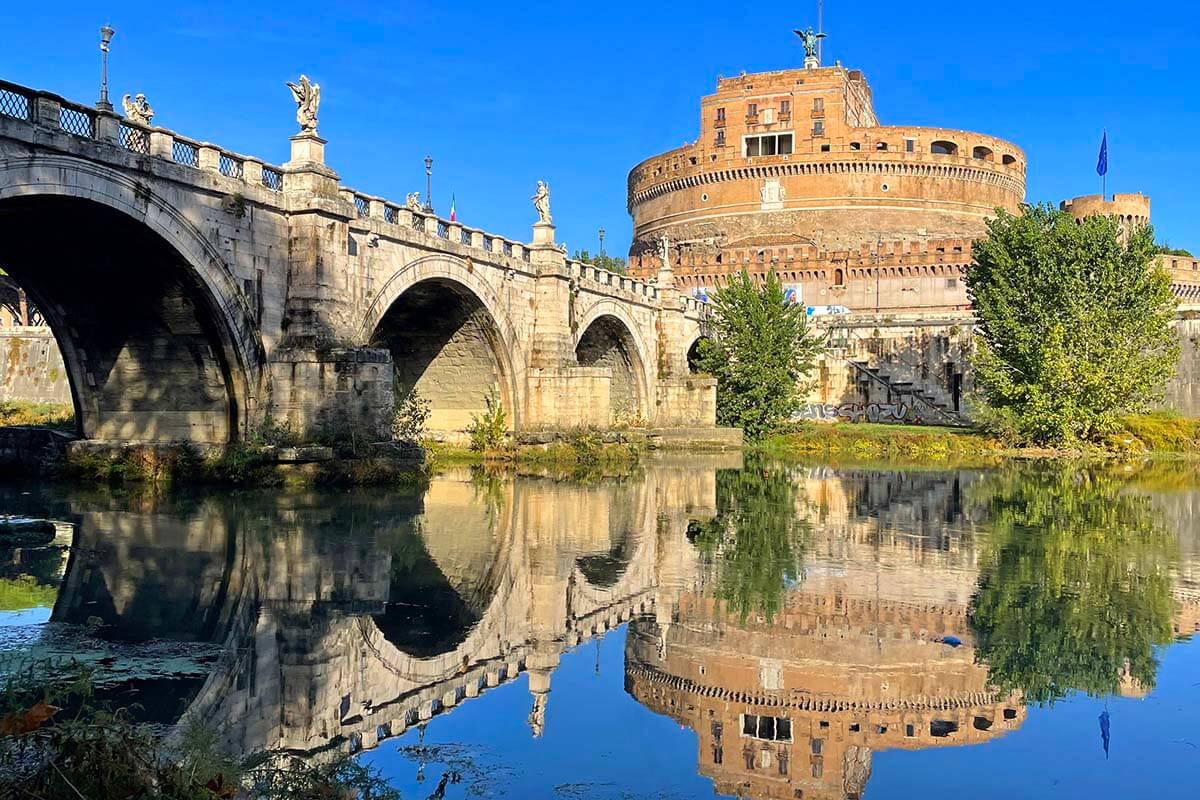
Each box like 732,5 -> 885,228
286,75 -> 321,134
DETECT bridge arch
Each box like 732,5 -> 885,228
574,301 -> 653,426
0,156 -> 260,443
362,255 -> 523,434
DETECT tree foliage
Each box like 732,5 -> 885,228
967,467 -> 1178,705
696,269 -> 823,439
573,249 -> 627,274
966,205 -> 1179,446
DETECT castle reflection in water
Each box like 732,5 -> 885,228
4,455 -> 1198,800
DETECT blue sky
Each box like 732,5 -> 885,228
2,1 -> 1197,256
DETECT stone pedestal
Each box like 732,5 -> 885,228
532,221 -> 556,246
287,132 -> 327,167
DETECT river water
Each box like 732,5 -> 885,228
2,454 -> 1198,798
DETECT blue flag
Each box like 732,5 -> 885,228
1097,131 -> 1108,177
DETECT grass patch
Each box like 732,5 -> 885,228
761,422 -> 1005,463
0,577 -> 57,611
0,401 -> 73,430
1113,412 -> 1200,454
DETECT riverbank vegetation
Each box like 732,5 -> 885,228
0,401 -> 72,430
0,660 -> 400,800
966,205 -> 1180,448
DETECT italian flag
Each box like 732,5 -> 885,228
450,194 -> 457,222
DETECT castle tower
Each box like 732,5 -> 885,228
1060,192 -> 1151,243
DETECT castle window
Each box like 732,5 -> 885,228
747,102 -> 758,119
716,107 -> 726,122
930,140 -> 959,155
813,120 -> 825,137
834,268 -> 845,285
821,144 -> 830,152
1002,154 -> 1018,165
876,141 -> 888,151
741,714 -> 793,742
930,720 -> 959,738
716,130 -> 726,147
849,142 -> 861,151
813,97 -> 824,113
905,138 -> 916,153
972,145 -> 994,161
744,133 -> 793,157
780,99 -> 791,115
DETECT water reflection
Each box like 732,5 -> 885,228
1,457 -> 1198,799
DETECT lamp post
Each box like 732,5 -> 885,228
598,227 -> 606,258
97,25 -> 115,112
423,155 -> 433,212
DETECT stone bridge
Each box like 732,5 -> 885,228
0,79 -> 714,444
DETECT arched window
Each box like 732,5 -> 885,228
972,145 -> 994,161
876,141 -> 888,151
834,268 -> 845,285
930,140 -> 959,156
1002,154 -> 1018,166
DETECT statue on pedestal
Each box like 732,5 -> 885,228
532,181 -> 552,225
121,93 -> 154,126
286,75 -> 321,134
793,26 -> 826,65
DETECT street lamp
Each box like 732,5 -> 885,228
423,155 -> 433,212
97,25 -> 115,112
598,227 -> 606,258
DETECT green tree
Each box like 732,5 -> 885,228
695,269 -> 823,439
573,249 -> 627,274
965,204 -> 1179,446
690,461 -> 809,621
968,467 -> 1178,705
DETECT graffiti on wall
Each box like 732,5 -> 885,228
796,402 -> 918,424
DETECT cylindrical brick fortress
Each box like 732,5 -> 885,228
627,66 -> 1025,259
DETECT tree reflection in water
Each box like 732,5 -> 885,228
968,466 -> 1179,704
690,460 -> 809,621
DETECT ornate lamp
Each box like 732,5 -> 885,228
97,25 -> 115,112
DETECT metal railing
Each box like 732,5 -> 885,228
459,228 -> 472,246
261,166 -> 283,192
119,122 -> 150,154
384,205 -> 398,224
0,84 -> 29,120
58,106 -> 94,138
436,221 -> 449,239
354,195 -> 369,219
218,153 -> 243,179
172,138 -> 198,167
410,213 -> 424,231
502,241 -> 512,257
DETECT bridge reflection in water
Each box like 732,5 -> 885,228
6,458 -> 1199,799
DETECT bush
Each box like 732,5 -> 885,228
392,389 -> 432,443
468,389 -> 508,452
